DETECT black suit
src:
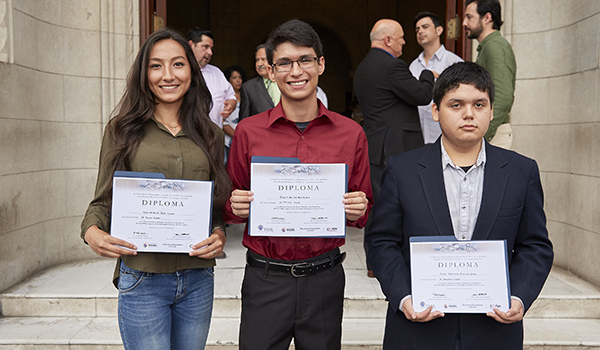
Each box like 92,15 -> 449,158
354,48 -> 434,167
354,48 -> 435,269
239,76 -> 275,121
366,140 -> 554,350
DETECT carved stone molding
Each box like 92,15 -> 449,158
0,0 -> 14,63
100,0 -> 139,124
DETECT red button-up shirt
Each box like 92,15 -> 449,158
224,102 -> 373,260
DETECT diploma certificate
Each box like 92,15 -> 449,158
410,237 -> 511,313
110,171 -> 214,253
249,158 -> 347,237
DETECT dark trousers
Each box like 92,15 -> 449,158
364,162 -> 385,271
239,249 -> 345,350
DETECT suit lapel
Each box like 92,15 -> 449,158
257,78 -> 275,108
472,143 -> 509,240
418,141 -> 454,236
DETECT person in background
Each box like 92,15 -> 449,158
409,11 -> 463,144
354,18 -> 434,277
463,0 -> 516,149
186,27 -> 237,130
81,29 -> 230,350
223,65 -> 247,163
239,44 -> 281,122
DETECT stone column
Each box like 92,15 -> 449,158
0,0 -> 139,293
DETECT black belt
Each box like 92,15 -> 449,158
246,252 -> 346,278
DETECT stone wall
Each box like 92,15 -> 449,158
507,0 -> 600,286
0,0 -> 138,292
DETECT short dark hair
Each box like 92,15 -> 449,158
465,0 -> 503,30
414,11 -> 443,29
185,27 -> 214,43
224,65 -> 247,83
433,62 -> 495,106
265,19 -> 323,65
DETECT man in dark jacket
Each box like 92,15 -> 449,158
354,19 -> 434,274
366,62 -> 553,350
238,44 -> 280,121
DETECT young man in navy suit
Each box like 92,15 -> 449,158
366,62 -> 553,350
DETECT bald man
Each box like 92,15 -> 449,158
354,19 -> 434,275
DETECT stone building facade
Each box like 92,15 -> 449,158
0,0 -> 599,293
0,0 -> 139,292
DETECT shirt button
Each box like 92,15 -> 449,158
300,245 -> 305,249
173,138 -> 177,141
463,177 -> 467,181
461,235 -> 467,240
177,158 -> 181,162
461,206 -> 466,210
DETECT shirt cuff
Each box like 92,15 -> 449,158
399,294 -> 412,313
511,295 -> 524,310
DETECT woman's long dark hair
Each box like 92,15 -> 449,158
101,29 -> 230,207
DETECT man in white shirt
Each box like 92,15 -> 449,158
186,27 -> 236,128
409,12 -> 463,144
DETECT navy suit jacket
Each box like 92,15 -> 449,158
239,76 -> 274,122
366,139 -> 553,350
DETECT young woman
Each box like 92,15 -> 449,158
80,29 -> 230,350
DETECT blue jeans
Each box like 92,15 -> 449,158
117,261 -> 214,350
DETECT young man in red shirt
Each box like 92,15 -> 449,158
225,19 -> 373,350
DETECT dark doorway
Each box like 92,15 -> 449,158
140,0 -> 469,113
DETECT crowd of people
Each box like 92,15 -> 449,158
80,1 -> 552,349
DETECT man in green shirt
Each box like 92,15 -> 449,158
463,0 -> 516,149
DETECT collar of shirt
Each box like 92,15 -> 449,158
265,100 -> 337,129
417,45 -> 447,67
440,137 -> 487,171
477,30 -> 501,52
150,115 -> 186,137
262,76 -> 271,88
440,138 -> 486,241
372,47 -> 397,58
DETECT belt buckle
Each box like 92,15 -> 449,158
290,262 -> 313,277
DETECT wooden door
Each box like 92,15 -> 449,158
140,0 -> 167,44
445,0 -> 472,62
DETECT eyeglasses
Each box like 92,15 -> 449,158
272,57 -> 319,73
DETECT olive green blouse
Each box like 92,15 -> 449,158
81,117 -> 225,285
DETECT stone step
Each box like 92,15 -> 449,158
2,224 -> 600,349
0,225 -> 388,319
0,260 -> 388,319
2,259 -> 599,319
1,316 -> 599,349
